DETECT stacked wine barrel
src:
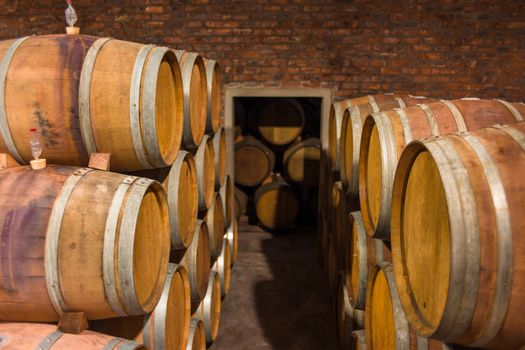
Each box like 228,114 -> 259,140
234,98 -> 321,231
321,94 -> 525,349
0,34 -> 238,349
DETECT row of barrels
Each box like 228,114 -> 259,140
234,136 -> 321,229
321,93 -> 525,349
0,33 -> 238,349
234,99 -> 321,230
0,34 -> 221,171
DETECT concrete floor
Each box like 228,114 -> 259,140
211,217 -> 337,350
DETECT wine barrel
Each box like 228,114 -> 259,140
351,330 -> 367,350
205,193 -> 225,263
196,134 -> 215,212
234,135 -> 275,187
179,221 -> 211,304
328,101 -> 347,173
0,323 -> 145,349
256,98 -> 305,145
283,137 -> 321,187
390,122 -> 525,349
214,239 -> 231,298
254,175 -> 299,230
339,95 -> 436,199
213,127 -> 226,190
0,165 -> 169,322
360,98 -> 525,239
337,272 -> 364,350
175,50 -> 207,150
0,35 -> 183,171
365,262 -> 406,350
225,220 -> 239,267
91,263 -> 191,350
195,271 -> 222,345
330,94 -> 404,174
165,151 -> 198,249
128,151 -> 198,249
220,174 -> 233,228
234,186 -> 248,219
365,262 -> 452,350
204,59 -> 221,135
186,319 -> 206,350
347,211 -> 391,310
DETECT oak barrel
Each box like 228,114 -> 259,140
205,193 -> 225,263
256,98 -> 305,145
330,94 -> 405,174
0,323 -> 145,349
365,263 -> 455,350
194,271 -> 222,345
225,220 -> 239,267
142,263 -> 191,350
204,59 -> 221,135
254,175 -> 299,230
391,122 -> 525,349
220,174 -> 233,228
339,95 -> 436,198
186,319 -> 206,350
360,98 -> 525,239
91,263 -> 191,350
214,239 -> 231,298
234,186 -> 248,219
347,211 -> 391,310
164,151 -> 198,249
0,35 -> 183,171
128,150 -> 198,249
175,50 -> 208,150
328,101 -> 348,173
196,134 -> 215,212
234,135 -> 275,187
212,126 -> 226,190
365,262 -> 406,350
337,272 -> 364,350
0,165 -> 170,321
179,221 -> 211,304
283,137 -> 321,187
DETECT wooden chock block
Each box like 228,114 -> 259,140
58,312 -> 89,334
89,153 -> 111,171
30,158 -> 46,170
0,153 -> 20,170
66,26 -> 80,35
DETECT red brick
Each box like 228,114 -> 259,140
0,1 -> 523,101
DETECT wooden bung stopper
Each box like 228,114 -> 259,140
30,158 -> 46,170
66,27 -> 80,35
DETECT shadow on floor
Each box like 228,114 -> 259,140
211,218 -> 337,350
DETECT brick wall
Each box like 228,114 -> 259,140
1,0 -> 524,101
